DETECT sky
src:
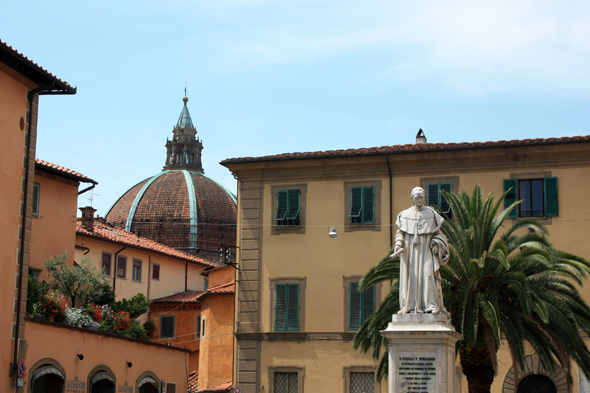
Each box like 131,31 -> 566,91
2,0 -> 590,216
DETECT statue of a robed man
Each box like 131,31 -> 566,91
391,187 -> 450,314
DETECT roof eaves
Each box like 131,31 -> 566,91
35,160 -> 98,184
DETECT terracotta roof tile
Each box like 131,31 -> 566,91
0,40 -> 75,92
76,220 -> 217,268
188,371 -> 198,393
36,158 -> 97,184
221,135 -> 590,164
152,282 -> 234,303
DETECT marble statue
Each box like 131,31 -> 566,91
391,187 -> 449,314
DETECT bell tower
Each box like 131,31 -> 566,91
163,95 -> 204,173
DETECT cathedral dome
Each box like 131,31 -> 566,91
105,96 -> 237,257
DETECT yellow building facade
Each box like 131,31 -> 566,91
223,134 -> 590,393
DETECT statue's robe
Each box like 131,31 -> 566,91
395,206 -> 449,314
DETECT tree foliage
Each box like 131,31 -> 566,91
111,293 -> 151,320
353,185 -> 590,393
44,252 -> 111,308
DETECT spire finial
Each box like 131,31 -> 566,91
183,83 -> 188,105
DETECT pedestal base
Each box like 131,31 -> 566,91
381,313 -> 462,393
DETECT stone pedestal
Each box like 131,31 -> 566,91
381,313 -> 462,393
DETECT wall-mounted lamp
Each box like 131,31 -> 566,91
77,354 -> 84,360
328,227 -> 338,238
126,362 -> 133,368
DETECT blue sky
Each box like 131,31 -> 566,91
2,1 -> 589,215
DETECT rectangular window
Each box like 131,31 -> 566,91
202,316 -> 206,337
101,253 -> 112,277
504,177 -> 558,218
350,372 -> 375,393
132,259 -> 142,282
160,315 -> 176,339
167,383 -> 176,393
349,283 -> 375,331
32,183 -> 40,216
274,189 -> 301,226
427,182 -> 452,215
274,372 -> 298,393
152,263 -> 160,280
196,315 -> 201,338
275,284 -> 300,332
204,276 -> 208,290
117,256 -> 127,278
349,186 -> 375,224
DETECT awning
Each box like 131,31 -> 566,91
31,365 -> 65,384
91,371 -> 115,384
138,376 -> 159,388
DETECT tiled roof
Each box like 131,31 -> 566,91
0,40 -> 75,93
105,170 -> 236,251
188,371 -> 198,393
76,220 -> 217,268
36,158 -> 97,184
152,282 -> 234,303
221,135 -> 590,164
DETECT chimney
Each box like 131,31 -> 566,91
416,129 -> 427,144
79,206 -> 97,232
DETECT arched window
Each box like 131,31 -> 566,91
137,371 -> 160,393
88,365 -> 116,393
517,374 -> 557,393
503,353 -> 567,393
29,358 -> 67,393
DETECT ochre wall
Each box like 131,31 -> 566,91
0,67 -> 36,392
151,305 -> 201,352
208,265 -> 235,287
30,171 -> 79,282
24,318 -> 188,391
198,293 -> 234,390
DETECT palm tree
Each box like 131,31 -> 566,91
354,185 -> 590,393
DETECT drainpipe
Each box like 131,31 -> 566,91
78,183 -> 96,195
386,155 -> 393,249
112,245 -> 127,294
147,256 -> 152,301
185,262 -> 188,292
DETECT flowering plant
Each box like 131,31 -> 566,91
112,311 -> 132,331
41,292 -> 67,322
65,308 -> 100,330
84,303 -> 104,323
143,318 -> 157,340
100,304 -> 113,321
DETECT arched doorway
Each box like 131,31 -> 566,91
90,371 -> 115,393
137,374 -> 160,393
517,374 -> 558,393
30,364 -> 66,393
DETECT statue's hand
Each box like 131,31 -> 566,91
431,244 -> 439,256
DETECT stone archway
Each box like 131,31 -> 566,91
502,353 -> 568,393
28,357 -> 67,393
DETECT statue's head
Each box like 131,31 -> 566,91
411,187 -> 425,207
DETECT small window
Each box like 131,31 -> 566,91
350,372 -> 375,393
504,177 -> 558,218
427,182 -> 452,216
132,259 -> 142,282
117,256 -> 127,278
202,316 -> 206,338
160,315 -> 176,339
152,263 -> 160,280
196,315 -> 201,338
349,186 -> 375,224
101,253 -> 112,277
167,383 -> 176,393
274,190 -> 301,226
274,284 -> 300,332
204,276 -> 208,290
29,267 -> 41,281
32,183 -> 40,216
349,283 -> 375,331
274,372 -> 298,393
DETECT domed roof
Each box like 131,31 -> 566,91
105,96 -> 237,255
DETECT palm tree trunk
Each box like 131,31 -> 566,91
460,346 -> 495,393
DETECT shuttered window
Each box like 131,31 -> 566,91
349,282 -> 375,331
196,315 -> 201,338
504,177 -> 558,218
349,186 -> 375,224
32,183 -> 40,216
275,284 -> 300,332
426,182 -> 452,215
274,190 -> 301,226
160,315 -> 175,338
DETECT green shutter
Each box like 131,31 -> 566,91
427,183 -> 439,207
350,282 -> 361,331
503,179 -> 518,218
439,183 -> 452,213
274,190 -> 289,221
361,286 -> 375,324
287,284 -> 300,331
362,187 -> 375,223
275,284 -> 287,331
544,177 -> 558,217
349,188 -> 362,218
285,190 -> 301,220
32,184 -> 39,215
